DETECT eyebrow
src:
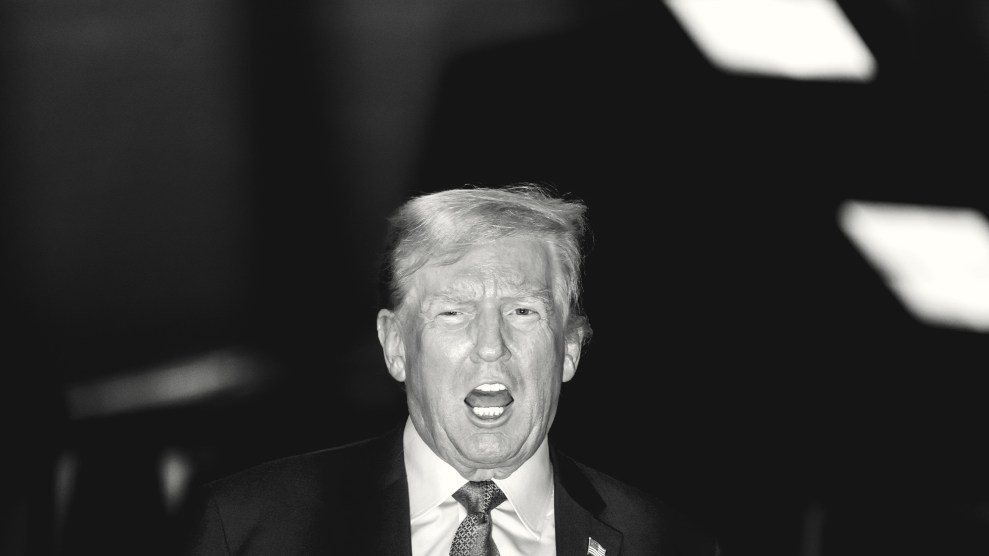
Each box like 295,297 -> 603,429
511,288 -> 555,308
419,286 -> 556,310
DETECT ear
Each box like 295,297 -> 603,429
377,309 -> 407,383
562,327 -> 583,383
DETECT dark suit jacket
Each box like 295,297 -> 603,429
186,423 -> 719,555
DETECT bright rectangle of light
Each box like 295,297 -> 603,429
65,348 -> 272,420
664,0 -> 877,82
838,200 -> 989,333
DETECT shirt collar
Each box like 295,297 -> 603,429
402,417 -> 554,538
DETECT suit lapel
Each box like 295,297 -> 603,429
552,446 -> 624,556
367,474 -> 412,556
355,423 -> 414,556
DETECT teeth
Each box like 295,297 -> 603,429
475,383 -> 507,392
472,406 -> 505,418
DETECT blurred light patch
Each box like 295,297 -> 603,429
65,347 -> 274,419
664,0 -> 876,82
54,450 -> 78,545
838,200 -> 989,333
159,447 -> 194,514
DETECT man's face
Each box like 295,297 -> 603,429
377,236 -> 581,480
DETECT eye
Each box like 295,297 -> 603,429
435,310 -> 468,322
432,309 -> 472,330
506,306 -> 541,330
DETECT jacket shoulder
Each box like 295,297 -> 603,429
556,450 -> 720,556
209,434 -> 384,501
185,427 -> 407,555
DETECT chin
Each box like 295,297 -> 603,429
462,447 -> 514,466
459,457 -> 524,481
461,450 -> 531,480
464,435 -> 520,461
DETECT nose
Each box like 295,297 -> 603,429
471,307 -> 509,363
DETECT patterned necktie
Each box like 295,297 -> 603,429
449,480 -> 507,556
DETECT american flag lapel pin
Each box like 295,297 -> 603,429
587,537 -> 606,556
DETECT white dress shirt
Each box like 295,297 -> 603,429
403,418 -> 557,556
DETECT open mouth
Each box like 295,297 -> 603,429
464,383 -> 514,419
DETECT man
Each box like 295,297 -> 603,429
186,184 -> 718,555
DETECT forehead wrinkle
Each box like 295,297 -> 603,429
420,275 -> 553,305
414,243 -> 561,307
420,281 -> 482,307
478,268 -> 553,301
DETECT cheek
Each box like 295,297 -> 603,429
411,333 -> 471,391
518,330 -> 565,388
422,326 -> 477,363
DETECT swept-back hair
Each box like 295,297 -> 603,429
380,183 -> 592,341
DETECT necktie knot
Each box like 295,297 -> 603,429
449,481 -> 506,556
452,480 -> 506,515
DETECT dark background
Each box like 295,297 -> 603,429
3,1 -> 988,555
